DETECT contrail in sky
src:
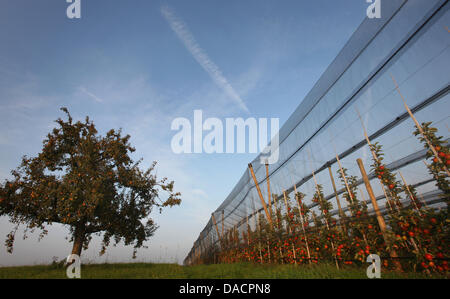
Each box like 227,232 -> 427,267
161,5 -> 249,113
79,86 -> 103,103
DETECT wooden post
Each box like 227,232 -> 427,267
328,166 -> 346,225
292,243 -> 297,265
312,211 -> 318,226
356,109 -> 401,211
350,186 -> 369,248
418,193 -> 428,208
357,159 -> 386,231
391,75 -> 450,177
294,184 -> 312,264
279,246 -> 284,264
195,246 -> 198,264
359,187 -> 368,206
246,215 -> 250,246
335,153 -> 355,205
398,171 -> 422,214
265,163 -> 273,214
222,210 -> 225,238
311,172 -> 327,227
306,149 -> 339,268
311,168 -> 339,269
283,191 -> 291,234
212,213 -> 221,238
212,213 -> 222,249
256,211 -> 263,264
273,194 -> 280,229
423,159 -> 445,191
248,163 -> 273,227
379,180 -> 395,212
355,108 -> 376,161
357,158 -> 402,271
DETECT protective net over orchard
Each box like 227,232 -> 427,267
184,0 -> 450,271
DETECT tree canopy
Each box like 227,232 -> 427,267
0,108 -> 181,258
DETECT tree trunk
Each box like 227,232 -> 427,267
71,225 -> 85,257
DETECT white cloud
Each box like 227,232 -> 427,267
161,4 -> 249,113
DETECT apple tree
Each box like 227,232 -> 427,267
0,108 -> 181,258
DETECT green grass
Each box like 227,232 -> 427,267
0,262 -> 446,279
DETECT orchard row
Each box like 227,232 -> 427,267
189,120 -> 449,274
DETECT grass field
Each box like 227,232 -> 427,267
0,262 -> 446,279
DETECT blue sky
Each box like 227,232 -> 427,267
0,0 -> 369,265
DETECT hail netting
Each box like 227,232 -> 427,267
184,0 -> 450,265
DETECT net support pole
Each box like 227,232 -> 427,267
327,166 -> 346,232
211,213 -> 222,249
335,153 -> 355,206
246,215 -> 250,245
356,158 -> 402,272
391,74 -> 450,177
282,190 -> 291,234
398,171 -> 422,214
256,211 -> 263,264
294,184 -> 312,264
265,162 -> 273,214
310,168 -> 339,270
248,163 -> 273,228
356,108 -> 399,211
